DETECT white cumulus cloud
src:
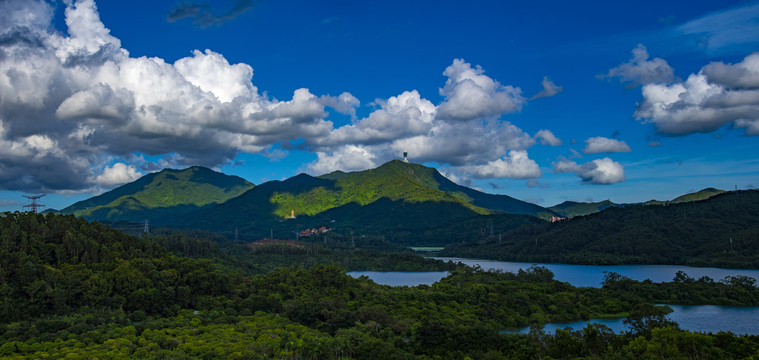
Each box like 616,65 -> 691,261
458,151 -> 541,179
306,145 -> 377,175
635,52 -> 759,136
304,59 -> 545,180
582,136 -> 631,154
535,129 -> 562,146
93,163 -> 143,186
174,49 -> 257,103
318,92 -> 360,117
554,157 -> 625,185
436,59 -> 525,121
0,0 -> 348,192
530,76 -> 563,100
0,0 -> 555,192
604,44 -> 675,86
702,53 -> 759,89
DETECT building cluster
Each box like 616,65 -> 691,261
550,216 -> 568,223
299,226 -> 332,237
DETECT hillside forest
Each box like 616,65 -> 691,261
442,190 -> 759,269
1,212 -> 759,359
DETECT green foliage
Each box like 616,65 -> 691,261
3,212 -> 759,359
149,227 -> 459,274
0,212 -> 241,322
443,190 -> 759,268
623,303 -> 678,337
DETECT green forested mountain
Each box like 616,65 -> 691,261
58,166 -> 254,222
311,160 -> 550,218
423,164 -> 554,217
443,190 -> 759,268
548,188 -> 726,218
549,200 -> 618,218
645,187 -> 726,205
158,160 -> 552,241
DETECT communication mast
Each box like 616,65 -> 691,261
22,194 -> 46,213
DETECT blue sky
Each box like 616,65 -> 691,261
1,0 -> 758,211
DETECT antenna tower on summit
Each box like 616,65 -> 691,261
403,149 -> 408,163
23,194 -> 46,213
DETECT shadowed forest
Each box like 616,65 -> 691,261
2,212 -> 759,358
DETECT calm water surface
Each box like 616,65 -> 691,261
508,305 -> 759,335
347,258 -> 759,335
447,257 -> 759,287
348,258 -> 759,335
350,258 -> 759,288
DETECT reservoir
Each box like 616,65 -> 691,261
507,305 -> 759,335
348,258 -> 759,288
348,258 -> 759,335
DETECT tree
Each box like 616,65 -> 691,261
623,303 -> 678,337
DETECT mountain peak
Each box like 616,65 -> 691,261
59,166 -> 254,221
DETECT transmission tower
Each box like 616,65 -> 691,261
23,194 -> 46,213
143,219 -> 150,235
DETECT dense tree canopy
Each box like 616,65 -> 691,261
443,190 -> 759,268
1,212 -> 759,359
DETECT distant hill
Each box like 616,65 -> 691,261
159,160 -> 553,242
549,200 -> 618,218
547,188 -> 726,218
59,166 -> 254,222
442,190 -> 759,268
645,187 -> 725,205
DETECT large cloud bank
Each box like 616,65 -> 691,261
607,45 -> 759,137
0,0 -> 564,193
303,59 -> 552,180
636,52 -> 759,136
0,0 -> 342,192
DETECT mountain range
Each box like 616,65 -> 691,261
442,189 -> 759,268
55,160 -> 730,244
56,161 -> 554,242
548,188 -> 726,218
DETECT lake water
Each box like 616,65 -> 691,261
507,305 -> 759,335
347,259 -> 759,335
349,258 -> 759,288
